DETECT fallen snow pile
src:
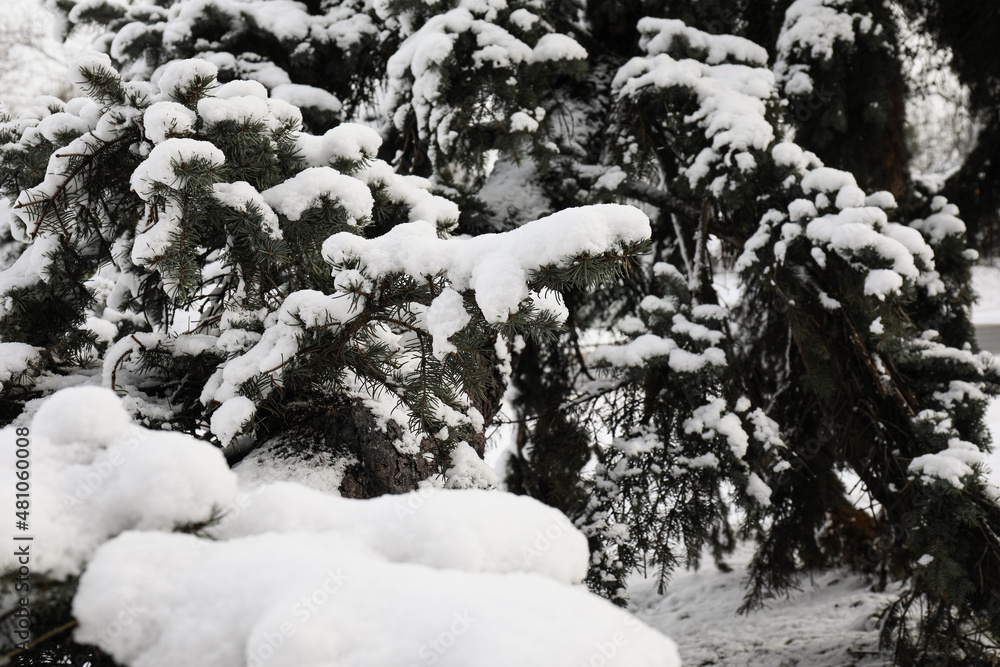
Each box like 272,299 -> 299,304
1,387 -> 680,667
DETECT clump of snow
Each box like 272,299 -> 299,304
613,41 -> 775,192
909,438 -> 982,487
130,137 -> 226,198
210,395 -> 256,446
324,204 -> 650,323
69,52 -> 115,91
212,181 -> 282,239
443,441 -> 499,489
271,83 -> 343,114
298,123 -> 384,167
774,0 -> 873,96
262,166 -> 374,223
531,33 -> 588,62
910,198 -> 966,244
75,526 -> 679,667
638,18 -> 768,66
32,386 -> 131,446
0,387 -> 237,579
154,58 -> 219,102
143,101 -> 197,144
0,342 -> 40,391
426,287 -> 472,359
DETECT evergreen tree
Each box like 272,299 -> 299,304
2,0 -> 1000,664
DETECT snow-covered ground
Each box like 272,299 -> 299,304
973,264 -> 1000,325
631,545 -> 896,667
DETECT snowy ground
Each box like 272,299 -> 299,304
628,264 -> 1000,666
630,546 -> 896,667
973,264 -> 1000,325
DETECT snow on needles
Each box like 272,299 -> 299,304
774,0 -> 875,96
323,203 -> 650,324
613,27 -> 776,193
0,389 -> 679,667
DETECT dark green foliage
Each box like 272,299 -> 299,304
5,1 -> 1000,664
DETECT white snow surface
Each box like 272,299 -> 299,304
0,387 -> 237,579
262,166 -> 374,223
3,387 -> 679,665
973,265 -> 1000,325
75,529 -> 678,667
426,287 -> 472,359
630,544 -> 896,667
0,342 -> 40,391
323,204 -> 650,323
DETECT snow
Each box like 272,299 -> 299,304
863,269 -> 904,300
638,18 -> 768,66
509,110 -> 539,133
197,95 -> 272,128
910,205 -> 967,244
508,8 -> 538,31
75,529 -> 678,667
589,333 -> 677,367
0,387 -> 238,579
531,33 -> 588,62
443,441 -> 499,489
154,58 -> 219,102
323,204 -> 650,324
775,0 -> 872,96
359,160 -> 459,227
426,287 -> 472,359
270,83 -> 343,114
130,137 -> 226,199
210,396 -> 256,447
262,166 -> 374,224
212,181 -> 283,239
233,442 -> 355,495
630,544 -> 896,666
3,389 -> 679,665
0,342 -> 40,391
297,123 -> 383,167
908,437 -> 982,487
69,51 -> 115,91
613,47 -> 776,191
203,290 -> 362,416
143,101 -> 197,144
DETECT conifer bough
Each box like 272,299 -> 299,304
0,0 -> 998,664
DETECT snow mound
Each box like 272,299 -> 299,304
2,389 -> 678,665
75,530 -> 679,667
0,387 -> 237,579
210,482 -> 585,583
